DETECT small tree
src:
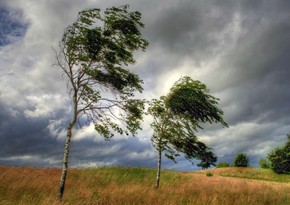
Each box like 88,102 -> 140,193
258,158 -> 270,169
234,153 -> 249,167
55,5 -> 148,200
268,134 -> 290,174
216,162 -> 231,168
148,76 -> 227,189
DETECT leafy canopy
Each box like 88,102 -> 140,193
166,76 -> 228,127
258,158 -> 270,169
268,134 -> 290,174
148,76 -> 227,167
234,153 -> 249,167
56,5 -> 148,139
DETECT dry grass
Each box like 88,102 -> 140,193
0,165 -> 289,205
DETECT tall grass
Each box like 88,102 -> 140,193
0,166 -> 290,205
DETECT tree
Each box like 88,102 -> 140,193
268,134 -> 290,174
258,158 -> 270,169
147,76 -> 227,189
234,153 -> 249,167
54,5 -> 148,200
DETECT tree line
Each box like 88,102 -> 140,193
216,137 -> 290,175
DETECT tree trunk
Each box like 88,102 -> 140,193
57,122 -> 74,200
57,91 -> 78,200
155,148 -> 162,189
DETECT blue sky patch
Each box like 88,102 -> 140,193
0,8 -> 28,46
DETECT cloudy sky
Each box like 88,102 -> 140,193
1,0 -> 290,171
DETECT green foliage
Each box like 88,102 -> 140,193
148,76 -> 227,166
216,162 -> 232,168
196,149 -> 217,169
268,134 -> 290,174
57,5 -> 148,138
166,76 -> 228,127
205,172 -> 214,177
268,147 -> 290,174
259,158 -> 270,169
234,153 -> 249,167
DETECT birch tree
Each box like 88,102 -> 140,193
54,5 -> 148,200
148,76 -> 227,189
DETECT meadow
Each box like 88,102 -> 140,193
0,165 -> 289,205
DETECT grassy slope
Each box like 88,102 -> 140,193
199,167 -> 290,183
0,166 -> 289,205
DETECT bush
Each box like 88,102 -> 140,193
205,172 -> 213,177
268,134 -> 290,174
234,153 -> 249,167
216,162 -> 231,168
268,147 -> 290,174
258,158 -> 270,169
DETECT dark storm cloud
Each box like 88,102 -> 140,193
69,137 -> 156,168
0,102 -> 61,165
139,0 -> 290,168
1,0 -> 290,171
214,2 -> 290,126
0,99 -> 157,168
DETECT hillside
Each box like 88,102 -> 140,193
198,167 -> 290,183
0,166 -> 289,205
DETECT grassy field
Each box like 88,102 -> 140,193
0,166 -> 289,205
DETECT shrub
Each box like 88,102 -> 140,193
205,172 -> 213,177
268,134 -> 290,174
268,147 -> 290,174
258,158 -> 270,169
216,162 -> 231,168
234,153 -> 249,167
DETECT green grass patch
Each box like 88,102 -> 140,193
211,167 -> 290,183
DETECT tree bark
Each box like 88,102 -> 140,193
57,122 -> 74,200
155,148 -> 162,189
57,90 -> 78,200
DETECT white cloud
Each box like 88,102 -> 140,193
47,119 -> 67,140
73,123 -> 104,142
0,154 -> 61,166
126,150 -> 155,161
24,94 -> 68,118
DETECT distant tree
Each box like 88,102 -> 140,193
268,134 -> 290,174
258,158 -> 270,169
234,153 -> 249,167
216,162 -> 231,168
148,76 -> 227,189
54,5 -> 148,200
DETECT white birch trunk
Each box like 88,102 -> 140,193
57,91 -> 78,200
155,148 -> 162,189
57,122 -> 74,200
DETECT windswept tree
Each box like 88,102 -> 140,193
54,5 -> 148,199
148,76 -> 227,189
